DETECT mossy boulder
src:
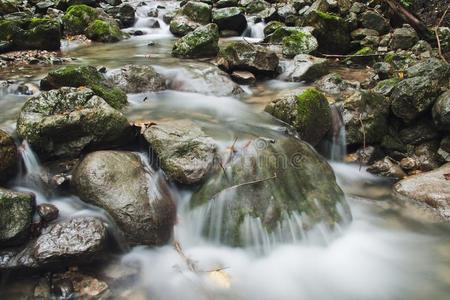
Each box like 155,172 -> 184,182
212,7 -> 247,34
217,42 -> 279,76
343,90 -> 391,146
0,17 -> 61,52
243,0 -> 269,14
373,78 -> 400,97
106,64 -> 166,93
16,87 -> 131,159
265,88 -> 331,146
390,76 -> 441,122
190,136 -> 350,247
263,20 -> 283,36
181,1 -> 211,24
305,10 -> 351,54
72,151 -> 176,246
85,19 -> 125,42
282,30 -> 318,58
172,23 -> 219,58
169,15 -> 201,36
143,120 -> 217,184
40,65 -> 127,110
0,130 -> 17,184
0,188 -> 35,247
62,4 -> 99,35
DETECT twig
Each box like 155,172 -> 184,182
211,173 -> 278,199
358,113 -> 366,171
319,53 -> 385,58
173,240 -> 197,272
435,5 -> 449,63
225,137 -> 238,165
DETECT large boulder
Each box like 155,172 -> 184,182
217,42 -> 279,76
104,3 -> 136,28
406,58 -> 450,82
280,54 -> 328,82
343,90 -> 390,145
390,76 -> 441,122
190,135 -> 350,247
0,16 -> 61,52
106,65 -> 166,93
433,91 -> 450,130
390,25 -> 418,50
85,19 -> 126,43
212,7 -> 247,34
169,15 -> 200,36
305,10 -> 351,54
62,4 -> 99,35
0,129 -> 18,183
265,87 -> 331,146
72,151 -> 176,246
0,217 -> 109,270
393,163 -> 450,222
40,65 -> 127,110
0,188 -> 35,247
281,30 -> 318,58
143,120 -> 217,185
169,1 -> 212,36
360,11 -> 389,34
172,23 -> 219,58
16,87 -> 131,159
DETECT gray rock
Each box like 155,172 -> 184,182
390,25 -> 418,50
231,70 -> 256,85
265,87 -> 331,146
393,163 -> 450,221
16,87 -> 131,160
106,65 -> 166,93
391,76 -> 441,122
361,11 -> 389,34
406,58 -> 450,82
212,7 -> 247,34
0,188 -> 35,247
217,42 -> 279,76
0,129 -> 18,184
314,73 -> 359,97
143,120 -> 217,184
438,136 -> 450,161
399,119 -> 439,145
72,151 -> 176,246
372,78 -> 399,97
281,54 -> 328,82
343,90 -> 390,145
169,1 -> 211,36
367,157 -> 406,179
172,23 -> 219,58
37,203 -> 59,222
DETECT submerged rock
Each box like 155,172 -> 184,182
0,129 -> 18,183
343,90 -> 390,146
143,120 -> 217,185
172,23 -> 219,58
72,151 -> 176,246
265,88 -> 331,146
191,136 -> 350,247
393,163 -> 450,221
0,16 -> 61,52
281,54 -> 329,82
106,65 -> 166,93
0,188 -> 35,247
217,42 -> 279,76
0,217 -> 109,270
40,65 -> 127,110
16,87 -> 131,159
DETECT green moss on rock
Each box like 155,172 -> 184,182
282,31 -> 318,58
172,23 -> 220,58
63,4 -> 98,35
85,19 -> 124,43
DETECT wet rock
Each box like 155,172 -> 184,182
169,14 -> 200,36
172,23 -> 219,58
37,203 -> 59,222
343,90 -> 390,146
305,10 -> 351,54
399,119 -> 439,145
314,72 -> 359,97
40,65 -> 127,110
411,141 -> 444,172
85,19 -> 126,43
212,7 -> 247,34
231,70 -> 256,85
367,157 -> 406,179
0,217 -> 109,270
406,58 -> 450,82
390,76 -> 441,122
263,20 -> 283,36
438,136 -> 450,161
62,4 -> 99,35
393,163 -> 450,221
51,269 -> 110,299
0,16 -> 61,52
372,78 -> 399,97
0,129 -> 18,184
191,136 -> 350,246
360,11 -> 389,34
0,188 -> 35,247
217,42 -> 279,76
390,25 -> 418,50
181,1 -> 212,24
17,87 -> 131,159
143,120 -> 217,184
104,4 -> 136,28
243,0 -> 269,14
282,30 -> 318,58
72,151 -> 176,246
281,54 -> 328,82
106,65 -> 166,93
265,87 -> 331,146
372,62 -> 392,80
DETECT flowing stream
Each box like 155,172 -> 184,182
1,1 -> 450,299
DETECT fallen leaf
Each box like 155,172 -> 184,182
208,269 -> 231,288
444,173 -> 450,180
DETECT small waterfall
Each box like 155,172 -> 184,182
242,21 -> 266,41
17,140 -> 43,189
319,104 -> 347,161
131,2 -> 172,37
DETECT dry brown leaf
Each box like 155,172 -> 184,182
208,269 -> 231,288
444,173 -> 450,180
130,120 -> 157,134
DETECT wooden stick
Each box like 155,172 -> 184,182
211,173 -> 278,200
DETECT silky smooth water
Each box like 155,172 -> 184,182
0,1 -> 449,299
